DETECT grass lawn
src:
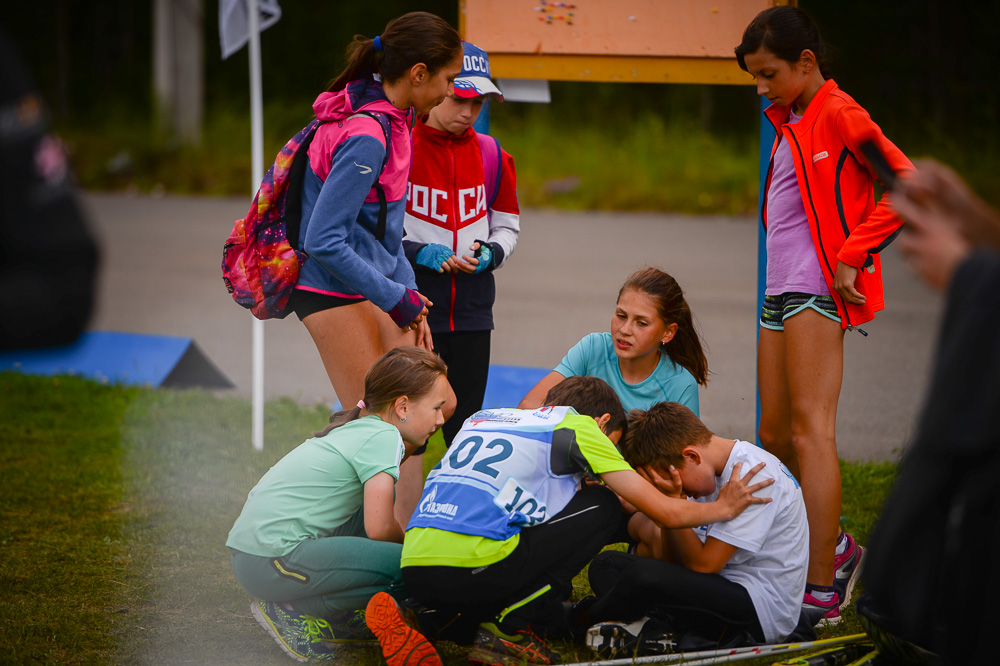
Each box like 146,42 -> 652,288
0,372 -> 896,664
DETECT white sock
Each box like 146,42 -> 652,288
808,585 -> 836,604
835,532 -> 848,556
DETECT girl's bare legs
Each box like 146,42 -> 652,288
757,327 -> 796,476
372,304 -> 456,529
758,309 -> 844,588
301,300 -> 386,409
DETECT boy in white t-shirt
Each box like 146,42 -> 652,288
579,402 -> 809,653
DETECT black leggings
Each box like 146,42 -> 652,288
433,330 -> 491,446
587,551 -> 766,645
404,484 -> 623,640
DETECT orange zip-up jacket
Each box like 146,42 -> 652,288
763,79 -> 913,329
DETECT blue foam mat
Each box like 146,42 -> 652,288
482,364 -> 550,409
0,331 -> 233,389
331,364 -> 549,412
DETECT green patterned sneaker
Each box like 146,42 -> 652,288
251,599 -> 338,662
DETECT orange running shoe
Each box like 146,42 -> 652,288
366,592 -> 442,666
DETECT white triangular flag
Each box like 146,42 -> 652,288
219,0 -> 282,60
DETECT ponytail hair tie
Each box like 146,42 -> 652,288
357,399 -> 366,410
373,35 -> 383,52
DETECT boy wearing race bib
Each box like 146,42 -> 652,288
364,376 -> 774,666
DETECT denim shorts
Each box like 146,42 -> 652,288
760,292 -> 840,330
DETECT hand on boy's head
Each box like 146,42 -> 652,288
638,465 -> 683,499
717,461 -> 774,520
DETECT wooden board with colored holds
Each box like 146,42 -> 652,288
461,0 -> 785,84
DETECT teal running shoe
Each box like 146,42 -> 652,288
251,599 -> 339,662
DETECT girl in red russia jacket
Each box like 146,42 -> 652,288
402,42 -> 520,447
735,6 -> 913,627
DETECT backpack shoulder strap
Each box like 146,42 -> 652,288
476,132 -> 502,210
285,118 -> 324,249
346,111 -> 393,241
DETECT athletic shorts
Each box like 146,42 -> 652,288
760,292 -> 840,331
290,288 -> 366,320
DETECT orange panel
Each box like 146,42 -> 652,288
489,53 -> 756,84
461,0 -> 779,59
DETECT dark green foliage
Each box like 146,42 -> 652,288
4,0 -> 998,208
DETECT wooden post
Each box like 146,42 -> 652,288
153,0 -> 204,145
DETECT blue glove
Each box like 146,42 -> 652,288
415,243 -> 454,272
472,240 -> 494,274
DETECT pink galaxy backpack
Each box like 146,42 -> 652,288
222,112 -> 391,319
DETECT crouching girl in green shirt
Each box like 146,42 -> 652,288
227,346 -> 450,663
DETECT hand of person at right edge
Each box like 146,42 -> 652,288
716,462 -> 773,520
892,161 -> 985,291
894,159 -> 1000,252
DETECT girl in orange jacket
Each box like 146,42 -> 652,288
735,6 -> 912,627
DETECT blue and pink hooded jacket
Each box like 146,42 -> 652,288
295,76 -> 417,312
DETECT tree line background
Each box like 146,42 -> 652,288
4,0 -> 998,207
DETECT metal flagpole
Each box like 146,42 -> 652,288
247,0 -> 265,451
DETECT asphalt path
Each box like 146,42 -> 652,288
81,191 -> 942,462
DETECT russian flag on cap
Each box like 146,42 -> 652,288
453,41 -> 504,101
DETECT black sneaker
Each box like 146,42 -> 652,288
467,622 -> 562,666
325,608 -> 377,643
585,617 -> 675,658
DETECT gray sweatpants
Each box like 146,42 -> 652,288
230,508 -> 406,617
